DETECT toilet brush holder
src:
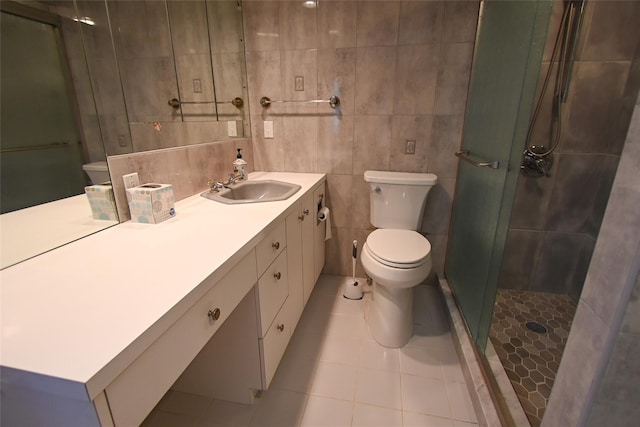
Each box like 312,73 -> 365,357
344,240 -> 363,300
343,278 -> 363,300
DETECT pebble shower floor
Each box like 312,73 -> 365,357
490,289 -> 577,426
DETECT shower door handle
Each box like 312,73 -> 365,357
455,150 -> 500,169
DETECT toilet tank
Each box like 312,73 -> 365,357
82,161 -> 110,185
364,170 -> 438,230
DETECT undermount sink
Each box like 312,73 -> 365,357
201,180 -> 301,204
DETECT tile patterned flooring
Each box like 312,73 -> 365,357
489,289 -> 577,427
143,275 -> 479,427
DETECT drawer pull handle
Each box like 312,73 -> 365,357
208,308 -> 221,321
303,209 -> 310,215
298,214 -> 305,221
274,272 -> 282,280
277,324 -> 285,332
272,241 -> 280,250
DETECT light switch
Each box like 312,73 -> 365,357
405,140 -> 416,155
264,121 -> 274,139
227,120 -> 238,137
118,135 -> 127,147
193,79 -> 202,93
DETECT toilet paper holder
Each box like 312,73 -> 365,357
316,193 -> 324,222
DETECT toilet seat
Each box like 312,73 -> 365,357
365,229 -> 431,269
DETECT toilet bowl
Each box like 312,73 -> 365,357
362,229 -> 432,348
361,170 -> 437,348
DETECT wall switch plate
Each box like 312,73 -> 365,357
405,140 -> 416,155
193,79 -> 202,93
118,135 -> 128,147
264,120 -> 274,138
123,172 -> 140,190
227,120 -> 238,137
295,76 -> 304,91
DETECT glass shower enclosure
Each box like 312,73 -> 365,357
445,0 -> 552,350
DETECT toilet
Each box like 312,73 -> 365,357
82,161 -> 110,185
361,170 -> 437,348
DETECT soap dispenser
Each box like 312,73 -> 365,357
233,148 -> 247,181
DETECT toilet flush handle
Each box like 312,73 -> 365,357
374,186 -> 381,194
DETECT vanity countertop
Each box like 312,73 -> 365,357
0,172 -> 325,399
0,194 -> 118,269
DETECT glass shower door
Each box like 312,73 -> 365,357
446,0 -> 552,350
0,10 -> 87,213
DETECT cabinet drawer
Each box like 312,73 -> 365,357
260,301 -> 291,389
256,221 -> 286,276
105,251 -> 257,427
256,249 -> 288,337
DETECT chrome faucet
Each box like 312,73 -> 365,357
225,173 -> 239,185
208,173 -> 239,192
208,180 -> 225,192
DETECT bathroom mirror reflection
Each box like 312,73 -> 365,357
0,0 -> 250,269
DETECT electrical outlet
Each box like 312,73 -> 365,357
405,140 -> 416,155
227,120 -> 238,137
295,76 -> 304,91
264,120 -> 274,138
193,79 -> 202,93
118,135 -> 127,147
123,172 -> 140,190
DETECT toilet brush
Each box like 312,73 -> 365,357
344,240 -> 363,300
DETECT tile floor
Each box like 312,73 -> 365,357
489,289 -> 577,427
143,275 -> 479,427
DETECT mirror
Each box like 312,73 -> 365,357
75,0 -> 249,155
0,0 -> 250,269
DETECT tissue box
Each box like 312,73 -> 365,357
85,184 -> 118,221
126,183 -> 176,224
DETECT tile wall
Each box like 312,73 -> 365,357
244,1 -> 479,276
108,139 -> 253,221
587,273 -> 640,426
498,1 -> 640,302
542,90 -> 640,427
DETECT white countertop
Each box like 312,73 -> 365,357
0,194 -> 118,269
0,172 -> 324,399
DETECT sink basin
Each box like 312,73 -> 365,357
201,180 -> 301,204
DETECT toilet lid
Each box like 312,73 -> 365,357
366,229 -> 431,268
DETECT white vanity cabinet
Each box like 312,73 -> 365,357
0,173 -> 326,427
255,223 -> 292,388
255,180 -> 327,389
292,182 -> 327,306
287,191 -> 315,317
105,251 -> 258,427
167,181 -> 327,405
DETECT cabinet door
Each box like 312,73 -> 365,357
313,183 -> 326,284
301,192 -> 315,305
260,301 -> 291,388
105,252 -> 257,426
286,206 -> 304,329
256,250 -> 289,337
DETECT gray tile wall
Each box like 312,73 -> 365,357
107,139 -> 253,221
244,0 -> 479,276
498,1 -> 640,301
543,89 -> 640,427
588,273 -> 640,426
